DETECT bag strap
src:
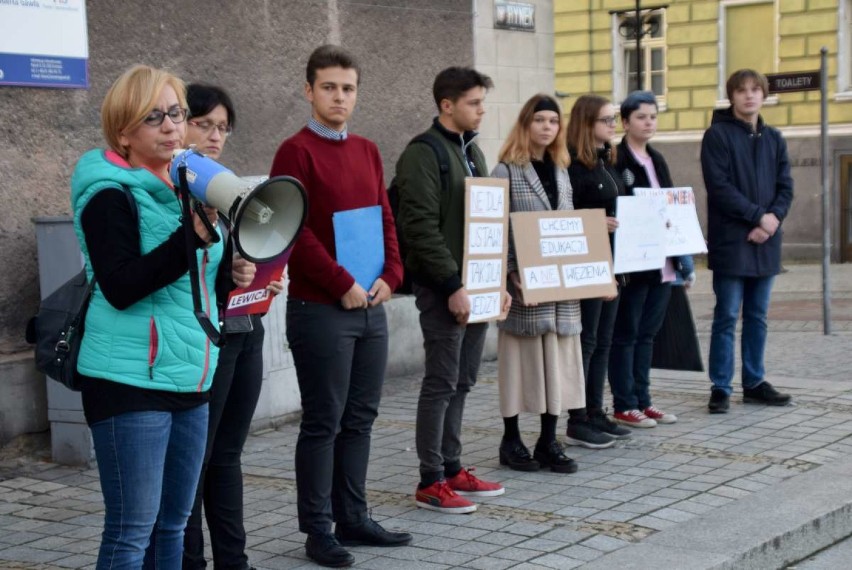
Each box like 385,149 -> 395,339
410,133 -> 450,196
176,165 -> 226,348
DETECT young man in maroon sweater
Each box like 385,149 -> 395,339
269,45 -> 411,568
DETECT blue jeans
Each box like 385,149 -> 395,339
609,281 -> 671,412
91,405 -> 208,570
708,274 -> 775,395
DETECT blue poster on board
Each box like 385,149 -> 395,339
0,1 -> 89,89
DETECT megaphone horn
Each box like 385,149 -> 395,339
171,148 -> 307,263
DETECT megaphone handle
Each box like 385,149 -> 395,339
193,201 -> 221,243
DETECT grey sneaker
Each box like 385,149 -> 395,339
565,421 -> 616,449
588,409 -> 632,439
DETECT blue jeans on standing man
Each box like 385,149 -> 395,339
91,405 -> 208,570
609,281 -> 672,412
708,273 -> 775,395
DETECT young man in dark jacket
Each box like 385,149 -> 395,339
700,69 -> 794,414
396,67 -> 509,514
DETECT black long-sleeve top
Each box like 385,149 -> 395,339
78,188 -> 209,425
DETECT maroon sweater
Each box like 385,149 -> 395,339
269,127 -> 402,304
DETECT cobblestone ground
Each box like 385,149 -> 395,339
1,265 -> 850,569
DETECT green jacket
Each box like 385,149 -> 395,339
70,149 -> 222,392
395,120 -> 488,296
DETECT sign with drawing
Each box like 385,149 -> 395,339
633,187 -> 707,257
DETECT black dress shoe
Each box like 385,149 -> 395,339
334,518 -> 412,547
305,533 -> 354,568
743,382 -> 792,406
499,439 -> 540,471
533,440 -> 578,474
708,389 -> 730,414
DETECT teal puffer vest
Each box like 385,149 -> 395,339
70,149 -> 222,392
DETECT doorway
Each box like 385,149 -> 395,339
841,155 -> 852,262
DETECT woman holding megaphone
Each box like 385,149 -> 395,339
181,83 -> 283,570
70,65 -> 245,569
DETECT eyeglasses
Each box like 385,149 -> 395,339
143,106 -> 188,127
188,119 -> 232,137
596,116 -> 618,127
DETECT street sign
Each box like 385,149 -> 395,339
766,71 -> 820,93
494,1 -> 536,32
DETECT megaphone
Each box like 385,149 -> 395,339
171,148 -> 307,263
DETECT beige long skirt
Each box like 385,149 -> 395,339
497,330 -> 585,417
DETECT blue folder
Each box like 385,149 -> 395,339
333,205 -> 385,291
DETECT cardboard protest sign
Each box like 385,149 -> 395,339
510,209 -> 617,304
462,177 -> 510,323
633,187 -> 707,256
613,195 -> 668,274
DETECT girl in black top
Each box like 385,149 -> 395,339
564,95 -> 632,448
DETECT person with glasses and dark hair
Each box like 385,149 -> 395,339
69,65 -> 249,569
270,45 -> 410,567
182,83 -> 279,570
563,94 -> 631,448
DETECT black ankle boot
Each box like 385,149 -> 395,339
533,440 -> 578,474
499,438 -> 539,472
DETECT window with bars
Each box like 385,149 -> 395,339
613,8 -> 667,104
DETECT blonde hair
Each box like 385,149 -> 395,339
565,94 -> 617,169
498,94 -> 569,168
101,65 -> 186,158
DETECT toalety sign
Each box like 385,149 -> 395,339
766,71 -> 820,94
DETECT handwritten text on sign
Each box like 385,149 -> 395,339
562,261 -> 612,288
468,223 -> 504,255
466,259 -> 503,291
523,265 -> 561,289
469,185 -> 506,218
539,216 -> 584,236
540,236 -> 589,257
469,291 -> 502,321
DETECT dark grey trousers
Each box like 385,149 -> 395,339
413,284 -> 488,483
286,299 -> 388,535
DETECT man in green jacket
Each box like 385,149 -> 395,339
396,67 -> 509,514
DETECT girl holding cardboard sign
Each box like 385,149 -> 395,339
491,94 -> 585,473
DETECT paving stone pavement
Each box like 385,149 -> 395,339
1,264 -> 851,569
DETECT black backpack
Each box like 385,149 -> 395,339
25,188 -> 137,391
388,132 -> 451,294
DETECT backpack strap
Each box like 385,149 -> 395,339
410,132 -> 451,196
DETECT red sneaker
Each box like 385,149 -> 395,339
415,480 -> 477,514
643,406 -> 677,424
613,409 -> 657,428
446,468 -> 505,497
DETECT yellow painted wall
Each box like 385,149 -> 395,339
554,0 -> 849,131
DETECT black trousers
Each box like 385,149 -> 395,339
579,294 -> 620,411
286,299 -> 388,535
183,314 -> 265,570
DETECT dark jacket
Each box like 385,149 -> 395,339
395,118 -> 488,297
700,107 -> 794,276
567,143 -> 623,218
616,138 -> 693,284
